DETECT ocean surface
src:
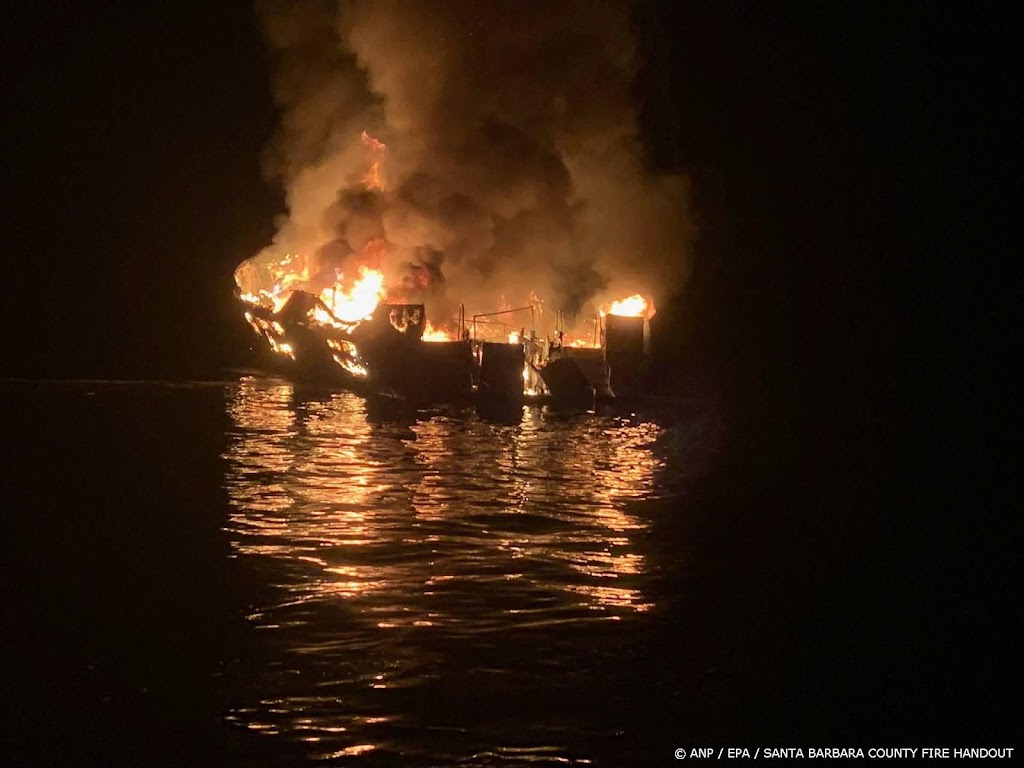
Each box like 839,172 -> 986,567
4,376 -> 726,766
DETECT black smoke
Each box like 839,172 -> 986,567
251,0 -> 692,328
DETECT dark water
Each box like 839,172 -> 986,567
4,377 -> 724,766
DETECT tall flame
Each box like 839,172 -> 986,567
318,266 -> 386,323
360,130 -> 386,191
236,128 -> 393,363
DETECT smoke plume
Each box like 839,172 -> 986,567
252,0 -> 692,327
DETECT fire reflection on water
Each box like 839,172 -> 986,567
222,377 -> 675,760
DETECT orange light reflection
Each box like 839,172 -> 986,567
223,380 -> 670,750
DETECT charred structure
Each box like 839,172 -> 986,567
604,314 -> 648,398
237,287 -> 654,406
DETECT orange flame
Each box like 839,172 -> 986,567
318,266 -> 386,323
422,321 -> 457,342
236,242 -> 387,330
600,294 -> 655,319
361,130 -> 386,191
235,252 -> 315,313
360,130 -> 386,153
364,162 -> 384,191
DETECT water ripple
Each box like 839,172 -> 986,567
222,376 -> 714,764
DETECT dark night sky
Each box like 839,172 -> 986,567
3,3 -> 279,378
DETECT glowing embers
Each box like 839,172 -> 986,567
386,305 -> 423,334
600,293 -> 656,319
326,338 -> 369,379
244,311 -> 295,360
522,363 -> 540,397
270,339 -> 295,359
334,356 -> 369,379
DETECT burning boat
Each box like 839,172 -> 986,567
233,127 -> 659,405
235,255 -> 654,407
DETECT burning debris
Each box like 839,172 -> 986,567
234,1 -> 688,402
